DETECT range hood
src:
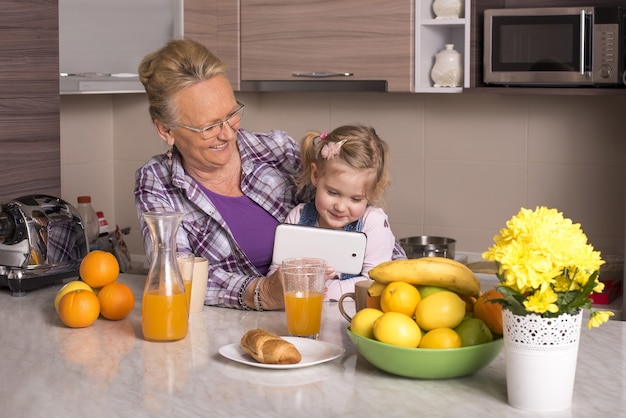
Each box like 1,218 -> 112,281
60,73 -> 145,95
239,71 -> 388,93
239,80 -> 388,92
59,0 -> 183,95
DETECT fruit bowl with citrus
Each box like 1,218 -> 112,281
345,279 -> 504,379
346,327 -> 503,379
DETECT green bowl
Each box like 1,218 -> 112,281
346,327 -> 503,379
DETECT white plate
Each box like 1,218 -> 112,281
218,336 -> 344,369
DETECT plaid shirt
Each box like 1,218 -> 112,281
135,129 -> 302,309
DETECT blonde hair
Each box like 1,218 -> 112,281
296,125 -> 390,204
138,38 -> 228,125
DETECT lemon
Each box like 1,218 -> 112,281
350,308 -> 384,339
373,312 -> 422,348
414,290 -> 466,331
380,281 -> 421,317
54,281 -> 93,313
419,328 -> 462,349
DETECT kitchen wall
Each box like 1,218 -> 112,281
60,92 -> 626,263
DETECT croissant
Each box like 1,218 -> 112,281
240,329 -> 302,364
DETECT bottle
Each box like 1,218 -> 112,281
141,211 -> 189,342
96,211 -> 110,237
76,196 -> 100,247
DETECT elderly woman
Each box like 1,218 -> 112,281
134,39 -> 303,311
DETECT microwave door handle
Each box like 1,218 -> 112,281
580,10 -> 586,75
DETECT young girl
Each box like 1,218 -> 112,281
272,124 -> 406,301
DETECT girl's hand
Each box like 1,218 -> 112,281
325,266 -> 338,280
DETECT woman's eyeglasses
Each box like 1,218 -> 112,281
172,101 -> 245,140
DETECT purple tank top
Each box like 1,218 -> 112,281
200,184 -> 278,275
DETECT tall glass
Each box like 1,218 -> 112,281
281,258 -> 326,339
142,212 -> 189,342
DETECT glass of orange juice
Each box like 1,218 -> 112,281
281,258 -> 326,339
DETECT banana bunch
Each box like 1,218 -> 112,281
368,257 -> 481,298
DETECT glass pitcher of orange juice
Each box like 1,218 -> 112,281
141,211 -> 189,342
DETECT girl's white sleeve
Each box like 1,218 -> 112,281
359,206 -> 397,277
324,206 -> 397,301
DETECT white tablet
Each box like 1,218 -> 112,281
272,224 -> 367,275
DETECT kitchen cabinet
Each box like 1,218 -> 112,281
415,0 -> 470,93
185,0 -> 626,95
0,0 -> 60,202
184,0 -> 240,91
238,0 -> 413,92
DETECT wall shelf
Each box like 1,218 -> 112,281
415,0 -> 471,93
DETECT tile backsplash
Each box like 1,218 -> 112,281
60,92 -> 626,260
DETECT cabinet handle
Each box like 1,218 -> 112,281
292,72 -> 354,78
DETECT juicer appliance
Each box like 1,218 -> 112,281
0,194 -> 88,296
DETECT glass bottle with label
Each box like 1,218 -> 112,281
141,211 -> 189,342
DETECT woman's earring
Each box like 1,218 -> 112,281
167,148 -> 173,168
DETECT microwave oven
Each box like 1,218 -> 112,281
484,6 -> 626,86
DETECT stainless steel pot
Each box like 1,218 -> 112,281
399,236 -> 456,259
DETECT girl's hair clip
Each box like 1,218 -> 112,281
320,139 -> 347,160
319,133 -> 328,139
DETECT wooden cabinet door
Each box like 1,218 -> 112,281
0,0 -> 60,202
185,0 -> 240,90
240,0 -> 413,92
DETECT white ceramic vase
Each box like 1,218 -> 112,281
430,44 -> 463,87
502,309 -> 583,412
432,0 -> 463,19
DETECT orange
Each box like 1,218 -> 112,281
97,281 -> 135,320
54,280 -> 93,313
474,288 -> 504,335
380,281 -> 421,317
419,328 -> 462,349
414,290 -> 466,331
79,250 -> 119,288
58,289 -> 100,328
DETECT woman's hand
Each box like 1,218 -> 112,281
259,269 -> 285,310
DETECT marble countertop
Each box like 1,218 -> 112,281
1,274 -> 624,417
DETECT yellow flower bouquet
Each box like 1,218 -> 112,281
483,206 -> 614,328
